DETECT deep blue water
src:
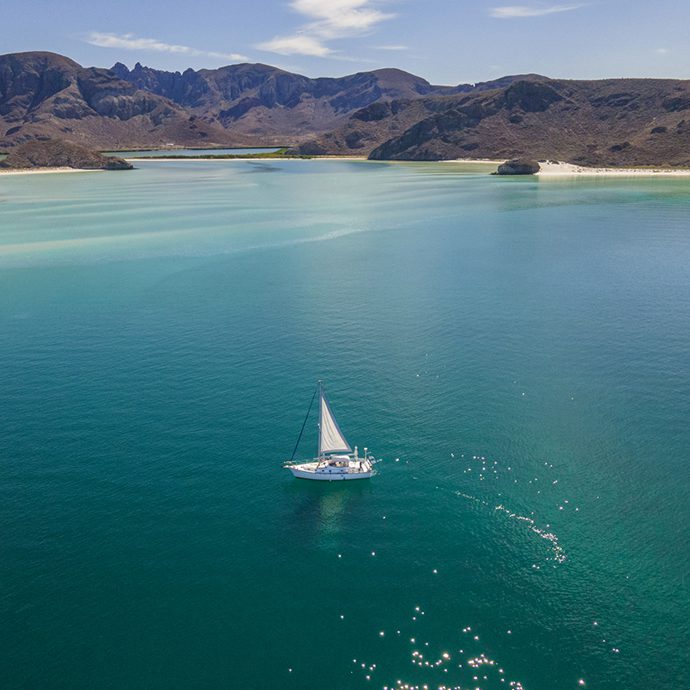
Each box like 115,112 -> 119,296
0,160 -> 689,689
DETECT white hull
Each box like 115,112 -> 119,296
286,460 -> 373,481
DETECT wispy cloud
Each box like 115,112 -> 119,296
85,32 -> 248,62
490,4 -> 584,18
258,1 -> 396,57
376,44 -> 408,51
655,47 -> 669,55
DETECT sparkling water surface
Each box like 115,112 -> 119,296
1,160 -> 689,689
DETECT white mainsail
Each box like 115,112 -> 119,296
318,390 -> 351,455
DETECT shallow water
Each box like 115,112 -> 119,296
1,160 -> 689,689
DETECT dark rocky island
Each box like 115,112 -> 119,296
495,159 -> 541,175
0,139 -> 132,170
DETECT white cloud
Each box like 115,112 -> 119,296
490,4 -> 584,18
85,32 -> 248,62
258,35 -> 333,57
376,44 -> 408,51
656,47 -> 669,55
294,0 -> 394,37
258,1 -> 396,58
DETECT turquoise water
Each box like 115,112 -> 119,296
104,147 -> 281,158
1,160 -> 689,689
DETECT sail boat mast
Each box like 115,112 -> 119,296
317,380 -> 323,459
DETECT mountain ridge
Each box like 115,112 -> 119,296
2,51 -> 689,166
109,60 -> 471,141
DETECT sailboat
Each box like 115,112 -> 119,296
283,382 -> 375,481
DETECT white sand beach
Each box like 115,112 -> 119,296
536,161 -> 690,177
444,159 -> 690,176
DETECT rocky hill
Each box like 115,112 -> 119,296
0,139 -> 132,169
343,78 -> 690,166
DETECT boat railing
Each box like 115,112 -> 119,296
282,457 -> 375,473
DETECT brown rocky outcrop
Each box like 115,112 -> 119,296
0,139 -> 133,170
495,159 -> 540,175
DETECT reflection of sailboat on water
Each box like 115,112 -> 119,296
283,381 -> 375,481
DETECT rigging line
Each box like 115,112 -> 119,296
290,384 -> 319,462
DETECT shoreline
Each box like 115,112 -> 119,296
442,158 -> 503,165
0,167 -> 102,176
2,158 -> 690,177
131,156 -> 690,176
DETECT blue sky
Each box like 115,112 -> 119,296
3,0 -> 689,84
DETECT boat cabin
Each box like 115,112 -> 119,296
324,454 -> 351,467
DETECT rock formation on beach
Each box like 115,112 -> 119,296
0,139 -> 133,170
495,159 -> 541,175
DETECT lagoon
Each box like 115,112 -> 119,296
104,147 -> 281,158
